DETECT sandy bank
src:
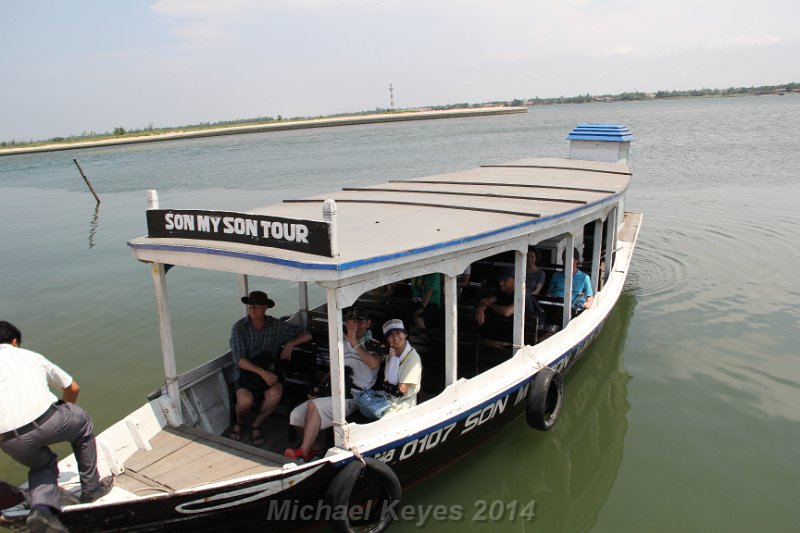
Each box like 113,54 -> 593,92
0,107 -> 527,157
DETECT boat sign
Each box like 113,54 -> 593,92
146,209 -> 333,256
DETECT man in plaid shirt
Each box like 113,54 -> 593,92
229,291 -> 311,446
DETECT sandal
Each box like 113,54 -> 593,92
229,422 -> 243,442
251,428 -> 265,447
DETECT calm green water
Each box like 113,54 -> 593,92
2,96 -> 799,532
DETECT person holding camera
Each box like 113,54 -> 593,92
229,291 -> 311,446
285,308 -> 379,461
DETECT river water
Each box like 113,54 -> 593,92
1,96 -> 799,532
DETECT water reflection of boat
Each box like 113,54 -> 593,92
525,291 -> 635,532
398,292 -> 636,532
2,124 -> 642,532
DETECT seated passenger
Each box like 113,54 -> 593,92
547,249 -> 594,316
474,267 -> 515,341
285,308 -> 380,461
526,248 -> 545,296
229,291 -> 312,446
526,248 -> 546,327
411,273 -> 442,329
381,319 -> 422,414
356,319 -> 422,419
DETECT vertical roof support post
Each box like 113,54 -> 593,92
146,189 -> 159,210
298,282 -> 309,329
604,207 -> 618,285
151,262 -> 182,426
327,288 -> 349,449
323,199 -> 339,258
323,199 -> 344,447
237,274 -> 249,316
591,219 -> 603,294
562,235 -> 575,328
443,273 -> 458,387
513,249 -> 526,348
145,190 -> 182,426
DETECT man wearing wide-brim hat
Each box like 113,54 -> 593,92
229,291 -> 311,446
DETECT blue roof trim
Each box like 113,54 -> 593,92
567,123 -> 634,142
127,188 -> 626,272
126,241 -> 340,270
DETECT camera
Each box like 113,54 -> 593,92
364,338 -> 390,356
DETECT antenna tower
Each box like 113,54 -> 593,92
389,84 -> 395,110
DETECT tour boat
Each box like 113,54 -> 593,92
2,124 -> 641,532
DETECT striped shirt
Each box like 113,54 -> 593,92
0,344 -> 73,433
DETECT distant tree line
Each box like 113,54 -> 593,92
520,82 -> 798,106
2,83 -> 796,148
421,82 -> 797,109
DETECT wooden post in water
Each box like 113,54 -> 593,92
73,158 -> 101,204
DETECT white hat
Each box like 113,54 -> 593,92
382,318 -> 406,336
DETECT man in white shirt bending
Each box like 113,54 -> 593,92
0,321 -> 112,533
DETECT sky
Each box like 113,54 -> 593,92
1,0 -> 798,142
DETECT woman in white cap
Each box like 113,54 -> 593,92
380,318 -> 422,414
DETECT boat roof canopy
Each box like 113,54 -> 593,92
128,157 -> 630,281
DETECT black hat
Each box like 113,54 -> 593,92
241,290 -> 275,308
495,267 -> 514,281
344,307 -> 370,321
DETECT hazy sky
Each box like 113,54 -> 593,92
2,0 -> 798,141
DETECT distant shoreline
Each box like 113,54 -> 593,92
0,107 -> 526,157
4,82 -> 795,155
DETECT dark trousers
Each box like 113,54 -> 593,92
0,402 -> 100,511
479,315 -> 513,343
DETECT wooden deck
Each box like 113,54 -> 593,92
115,426 -> 289,495
619,211 -> 642,242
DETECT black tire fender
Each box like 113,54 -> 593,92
526,367 -> 564,431
324,457 -> 402,533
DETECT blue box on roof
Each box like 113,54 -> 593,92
566,124 -> 635,142
567,124 -> 634,163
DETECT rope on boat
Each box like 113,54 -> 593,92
349,446 -> 366,468
516,344 -> 547,370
